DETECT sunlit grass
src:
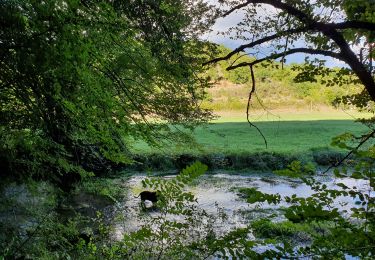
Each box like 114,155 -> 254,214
132,110 -> 372,156
190,120 -> 367,154
212,108 -> 373,122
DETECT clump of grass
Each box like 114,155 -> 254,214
236,187 -> 281,204
250,219 -> 332,245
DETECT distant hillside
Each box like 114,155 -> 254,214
203,45 -> 362,112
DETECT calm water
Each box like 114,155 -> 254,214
111,172 -> 373,240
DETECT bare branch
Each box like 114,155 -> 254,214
226,48 -> 343,70
247,65 -> 268,148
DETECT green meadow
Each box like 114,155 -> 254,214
192,119 -> 366,154
132,110 -> 371,156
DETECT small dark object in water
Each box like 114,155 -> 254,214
138,191 -> 158,203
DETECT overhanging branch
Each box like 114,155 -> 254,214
204,20 -> 375,67
203,27 -> 311,66
224,1 -> 375,32
223,1 -> 254,17
327,21 -> 375,31
226,48 -> 343,70
224,0 -> 313,22
221,0 -> 375,100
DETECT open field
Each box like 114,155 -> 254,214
191,119 -> 368,154
132,109 -> 372,156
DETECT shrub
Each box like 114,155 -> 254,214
311,148 -> 346,165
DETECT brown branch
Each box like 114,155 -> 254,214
247,65 -> 268,148
224,0 -> 313,22
223,1 -> 254,17
227,48 -> 343,70
327,21 -> 375,31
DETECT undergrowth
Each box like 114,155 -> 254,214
126,149 -> 346,172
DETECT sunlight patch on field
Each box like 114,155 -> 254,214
212,108 -> 373,123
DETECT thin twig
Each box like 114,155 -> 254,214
323,129 -> 375,174
247,65 -> 268,148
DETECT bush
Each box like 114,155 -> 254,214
311,148 -> 346,165
127,152 -> 300,172
130,154 -> 175,171
225,152 -> 297,171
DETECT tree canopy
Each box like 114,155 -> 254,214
206,0 -> 375,110
0,0 -> 215,186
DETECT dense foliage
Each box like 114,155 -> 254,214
1,0 -> 375,259
0,0 -> 215,186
